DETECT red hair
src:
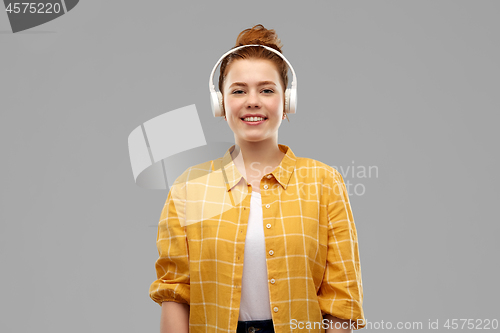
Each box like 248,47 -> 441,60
218,24 -> 289,94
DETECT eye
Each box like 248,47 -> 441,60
231,90 -> 244,94
262,89 -> 274,94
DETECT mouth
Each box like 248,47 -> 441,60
240,117 -> 267,125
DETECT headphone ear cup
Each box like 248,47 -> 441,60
217,91 -> 223,115
211,91 -> 224,117
284,89 -> 291,114
287,87 -> 297,114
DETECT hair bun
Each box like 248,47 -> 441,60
235,24 -> 283,53
218,24 -> 288,97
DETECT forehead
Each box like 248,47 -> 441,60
224,59 -> 281,84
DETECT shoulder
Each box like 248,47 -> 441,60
292,156 -> 346,204
294,156 -> 341,181
172,157 -> 220,188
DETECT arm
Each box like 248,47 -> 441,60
161,301 -> 189,333
317,170 -> 365,330
149,183 -> 191,329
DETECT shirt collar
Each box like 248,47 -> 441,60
219,144 -> 297,192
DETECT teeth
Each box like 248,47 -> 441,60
242,117 -> 265,122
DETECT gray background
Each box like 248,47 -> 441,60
1,1 -> 499,332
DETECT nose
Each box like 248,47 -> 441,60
245,89 -> 261,109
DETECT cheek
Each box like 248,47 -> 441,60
267,95 -> 283,111
224,96 -> 241,113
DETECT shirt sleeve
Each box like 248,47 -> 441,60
317,170 -> 365,329
149,182 -> 190,306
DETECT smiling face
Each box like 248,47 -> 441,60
222,58 -> 285,144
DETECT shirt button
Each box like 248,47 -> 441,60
265,204 -> 270,208
263,185 -> 268,189
270,278 -> 275,284
269,250 -> 274,256
266,175 -> 272,179
273,307 -> 279,312
266,223 -> 271,229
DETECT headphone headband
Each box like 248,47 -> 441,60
209,44 -> 297,117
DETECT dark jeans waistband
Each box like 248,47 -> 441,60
237,319 -> 274,333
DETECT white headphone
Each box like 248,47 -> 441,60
209,44 -> 297,117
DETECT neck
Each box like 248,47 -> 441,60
231,137 -> 285,175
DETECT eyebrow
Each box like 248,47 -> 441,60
229,81 -> 277,88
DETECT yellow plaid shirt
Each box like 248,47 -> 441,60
149,144 -> 365,332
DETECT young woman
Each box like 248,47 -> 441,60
150,24 -> 365,333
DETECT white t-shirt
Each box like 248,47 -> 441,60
238,191 -> 273,321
